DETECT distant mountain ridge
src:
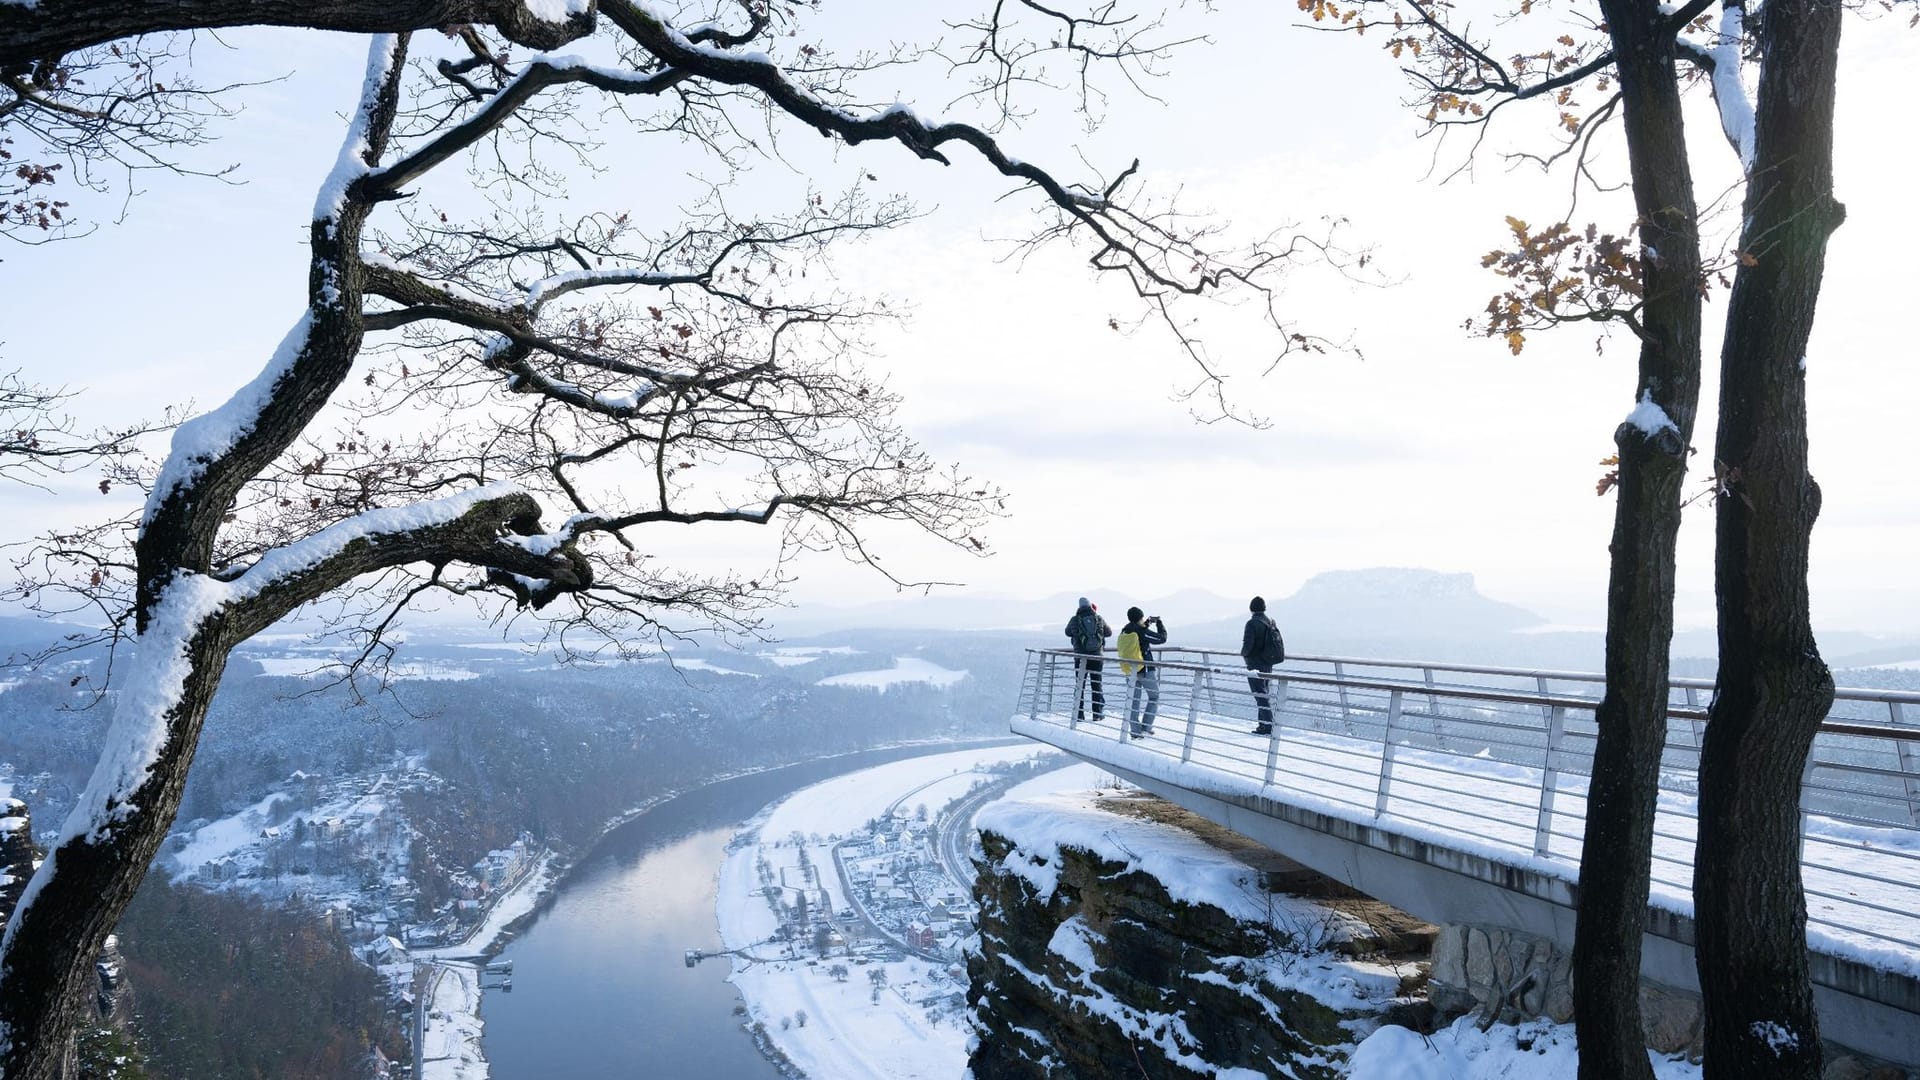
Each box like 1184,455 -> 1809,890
770,567 -> 1547,641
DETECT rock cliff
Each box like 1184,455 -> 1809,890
966,790 -> 1424,1078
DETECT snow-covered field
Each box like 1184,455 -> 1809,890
251,656 -> 483,680
715,745 -> 1058,1080
816,657 -> 968,691
760,646 -> 864,667
661,657 -> 762,678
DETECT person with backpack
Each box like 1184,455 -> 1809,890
1064,597 -> 1111,723
1117,607 -> 1169,738
1240,595 -> 1286,735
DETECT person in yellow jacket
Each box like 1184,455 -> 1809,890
1117,607 -> 1168,738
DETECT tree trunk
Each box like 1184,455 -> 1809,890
1574,5 -> 1704,1077
0,38 -> 409,1075
1695,2 -> 1843,1076
0,617 -> 237,1080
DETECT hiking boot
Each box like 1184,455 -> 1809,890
1251,724 -> 1273,736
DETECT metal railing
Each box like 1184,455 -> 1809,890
1014,647 -> 1920,959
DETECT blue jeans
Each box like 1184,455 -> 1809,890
1128,668 -> 1160,734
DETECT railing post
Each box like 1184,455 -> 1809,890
1534,705 -> 1567,856
1181,668 -> 1205,763
1375,689 -> 1403,817
1039,651 -> 1056,718
1893,702 -> 1920,827
1424,665 -> 1441,716
1026,654 -> 1042,722
1684,686 -> 1704,752
1536,675 -> 1552,723
1335,660 -> 1352,725
1068,656 -> 1085,730
1263,678 -> 1292,786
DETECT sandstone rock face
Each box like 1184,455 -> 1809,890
967,830 -> 1384,1079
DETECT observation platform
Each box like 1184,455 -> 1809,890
1010,647 -> 1920,1064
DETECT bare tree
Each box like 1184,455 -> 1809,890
0,371 -> 152,485
0,4 -> 1336,1075
1330,0 -> 1857,1074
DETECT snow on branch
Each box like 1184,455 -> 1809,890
1706,1 -> 1757,172
142,311 -> 319,528
316,34 -> 405,222
1673,2 -> 1756,171
146,36 -> 406,529
216,480 -> 525,594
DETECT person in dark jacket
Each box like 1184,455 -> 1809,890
1118,607 -> 1169,737
1064,597 -> 1111,723
1240,595 -> 1286,735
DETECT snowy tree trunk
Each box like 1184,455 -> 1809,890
0,37 -> 412,1075
0,614 -> 236,1080
1572,4 -> 1706,1077
1695,2 -> 1843,1075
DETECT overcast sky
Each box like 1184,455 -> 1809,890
2,4 -> 1915,637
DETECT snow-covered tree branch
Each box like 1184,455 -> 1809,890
0,4 -> 1353,1072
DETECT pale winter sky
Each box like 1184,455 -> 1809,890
1,5 -> 1916,636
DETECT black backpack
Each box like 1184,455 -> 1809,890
1068,612 -> 1103,653
1253,615 -> 1285,667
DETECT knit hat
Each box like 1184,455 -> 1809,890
1249,596 -> 1266,613
1077,596 -> 1090,608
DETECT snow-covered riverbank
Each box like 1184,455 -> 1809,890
715,745 -> 1070,1079
423,738 -> 1032,1080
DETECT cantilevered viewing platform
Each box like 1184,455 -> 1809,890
1010,648 -> 1920,1065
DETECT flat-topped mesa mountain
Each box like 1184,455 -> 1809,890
1278,568 -> 1546,639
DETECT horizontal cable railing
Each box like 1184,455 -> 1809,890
1013,647 -> 1920,963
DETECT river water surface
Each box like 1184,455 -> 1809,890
481,742 -> 1012,1078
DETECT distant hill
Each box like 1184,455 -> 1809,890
1166,568 -> 1560,663
0,616 -> 104,664
1278,567 -> 1545,637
